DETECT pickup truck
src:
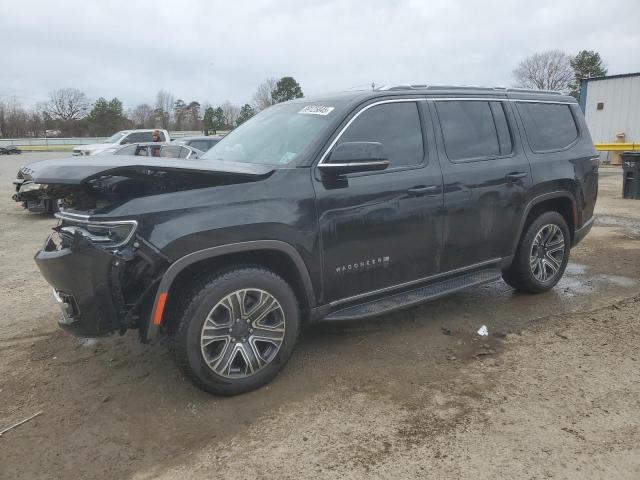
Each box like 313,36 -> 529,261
72,129 -> 170,156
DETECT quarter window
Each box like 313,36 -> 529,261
436,100 -> 513,161
516,102 -> 578,152
337,102 -> 424,168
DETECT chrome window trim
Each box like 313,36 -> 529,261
318,98 -> 423,165
318,97 -> 576,166
429,98 -> 576,105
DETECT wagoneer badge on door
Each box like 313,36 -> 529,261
335,256 -> 390,274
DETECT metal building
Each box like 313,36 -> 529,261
579,73 -> 640,163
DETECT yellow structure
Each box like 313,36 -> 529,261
594,143 -> 640,151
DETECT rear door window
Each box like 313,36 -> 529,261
516,102 -> 578,152
338,101 -> 424,168
435,101 -> 502,161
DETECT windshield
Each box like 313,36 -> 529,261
202,102 -> 342,165
103,132 -> 126,143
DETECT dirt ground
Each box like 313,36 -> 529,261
0,153 -> 638,479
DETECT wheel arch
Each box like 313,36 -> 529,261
145,240 -> 316,341
511,191 -> 577,256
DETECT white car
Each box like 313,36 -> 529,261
72,129 -> 171,156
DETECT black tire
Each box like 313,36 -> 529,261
173,267 -> 300,396
503,211 -> 571,294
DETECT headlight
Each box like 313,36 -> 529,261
19,182 -> 46,193
83,223 -> 137,246
56,214 -> 137,249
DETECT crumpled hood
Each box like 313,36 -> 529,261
25,156 -> 277,185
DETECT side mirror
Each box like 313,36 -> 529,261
318,142 -> 390,175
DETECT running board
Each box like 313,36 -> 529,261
323,268 -> 502,321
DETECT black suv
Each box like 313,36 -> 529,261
32,86 -> 598,395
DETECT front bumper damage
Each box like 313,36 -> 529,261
13,180 -> 54,213
34,228 -> 167,338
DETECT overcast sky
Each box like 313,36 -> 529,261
2,0 -> 639,109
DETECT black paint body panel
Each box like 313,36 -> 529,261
30,87 -> 598,339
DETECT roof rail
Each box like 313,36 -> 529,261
374,84 -> 563,95
505,87 -> 562,95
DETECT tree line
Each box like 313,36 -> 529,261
0,76 -> 303,138
513,49 -> 607,97
0,51 -> 608,139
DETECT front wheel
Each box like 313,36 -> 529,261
173,267 -> 300,396
503,211 -> 571,293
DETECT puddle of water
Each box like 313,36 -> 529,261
565,262 -> 587,276
557,262 -> 636,297
77,338 -> 98,348
556,275 -> 594,297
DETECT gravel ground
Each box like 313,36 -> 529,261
0,154 -> 638,479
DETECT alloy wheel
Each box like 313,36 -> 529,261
529,224 -> 565,282
200,289 -> 285,378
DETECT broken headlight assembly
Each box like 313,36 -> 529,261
55,213 -> 138,249
19,182 -> 48,193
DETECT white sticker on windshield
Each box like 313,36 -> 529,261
299,105 -> 335,116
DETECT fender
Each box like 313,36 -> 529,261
144,240 -> 316,341
510,191 -> 578,255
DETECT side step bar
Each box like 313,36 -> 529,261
323,268 -> 502,321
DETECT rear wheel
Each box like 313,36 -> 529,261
503,211 -> 570,293
173,267 -> 300,396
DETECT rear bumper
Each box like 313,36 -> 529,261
572,217 -> 594,247
34,233 -> 123,337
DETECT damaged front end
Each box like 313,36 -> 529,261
30,155 -> 275,340
13,164 -> 58,213
35,213 -> 170,338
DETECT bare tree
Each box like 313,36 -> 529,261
154,89 -> 174,129
220,101 -> 240,129
252,77 -> 278,111
129,103 -> 154,128
46,88 -> 90,120
513,50 -> 574,92
0,98 -> 31,137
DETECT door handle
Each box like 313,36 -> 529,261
505,172 -> 528,182
407,185 -> 440,196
